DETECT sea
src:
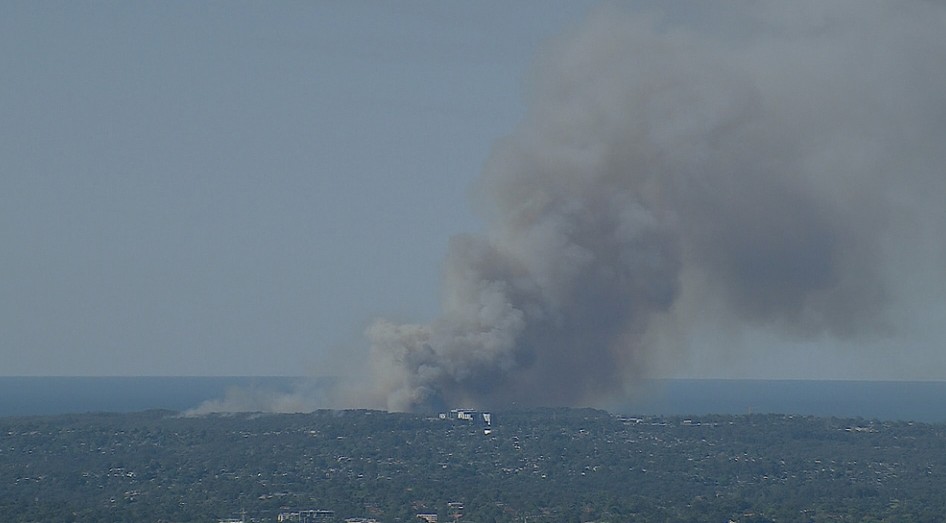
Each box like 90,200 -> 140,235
1,377 -> 945,423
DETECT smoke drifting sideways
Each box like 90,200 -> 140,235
188,2 -> 946,416
362,3 -> 946,413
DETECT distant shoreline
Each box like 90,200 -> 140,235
2,377 -> 946,422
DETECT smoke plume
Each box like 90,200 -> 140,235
365,2 -> 946,412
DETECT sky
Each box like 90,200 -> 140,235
1,1 -> 598,376
3,2 -> 946,394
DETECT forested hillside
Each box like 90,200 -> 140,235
3,408 -> 945,522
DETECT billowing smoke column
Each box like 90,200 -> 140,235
368,2 -> 946,412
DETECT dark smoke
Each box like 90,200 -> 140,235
366,2 -> 946,412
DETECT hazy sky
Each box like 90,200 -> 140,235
2,1 -> 599,376
3,2 -> 945,383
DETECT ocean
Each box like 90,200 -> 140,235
1,377 -> 945,422
0,376 -> 298,417
614,379 -> 946,423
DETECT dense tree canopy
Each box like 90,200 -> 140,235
2,409 -> 945,522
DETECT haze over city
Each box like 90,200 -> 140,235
3,2 -> 945,412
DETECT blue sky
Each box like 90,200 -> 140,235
3,2 -> 945,388
1,2 -> 599,376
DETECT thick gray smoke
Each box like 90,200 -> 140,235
364,2 -> 946,412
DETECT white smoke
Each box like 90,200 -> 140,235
366,2 -> 946,412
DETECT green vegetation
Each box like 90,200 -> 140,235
2,408 -> 945,522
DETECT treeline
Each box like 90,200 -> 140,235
2,408 -> 946,522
